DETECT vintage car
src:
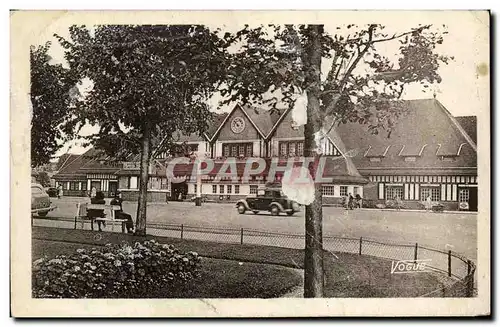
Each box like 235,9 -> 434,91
236,186 -> 301,216
31,183 -> 56,217
45,187 -> 58,198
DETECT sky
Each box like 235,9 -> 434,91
33,11 -> 489,158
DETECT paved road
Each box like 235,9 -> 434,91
36,197 -> 477,260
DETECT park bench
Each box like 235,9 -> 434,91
74,203 -> 128,233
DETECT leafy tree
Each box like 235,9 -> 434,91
30,42 -> 79,167
36,171 -> 51,187
221,24 -> 451,297
56,25 -> 228,235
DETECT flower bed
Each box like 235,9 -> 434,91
32,240 -> 200,298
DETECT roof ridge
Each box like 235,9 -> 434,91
434,100 -> 477,151
237,104 -> 266,138
265,107 -> 293,140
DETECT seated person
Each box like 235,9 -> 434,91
110,192 -> 135,234
87,191 -> 106,231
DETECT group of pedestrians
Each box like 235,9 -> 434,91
343,193 -> 363,210
87,187 -> 135,233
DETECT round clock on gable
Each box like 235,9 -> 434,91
231,117 -> 246,134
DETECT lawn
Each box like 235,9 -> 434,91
32,239 -> 302,298
33,226 -> 450,298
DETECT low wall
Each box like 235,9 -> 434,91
363,199 -> 463,211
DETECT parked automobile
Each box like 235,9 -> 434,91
236,186 -> 300,216
31,183 -> 56,217
45,187 -> 58,198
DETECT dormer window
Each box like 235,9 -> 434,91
398,144 -> 426,161
365,145 -> 390,160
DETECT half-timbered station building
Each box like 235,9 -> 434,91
336,99 -> 477,211
52,98 -> 478,211
149,104 -> 367,204
52,149 -> 123,198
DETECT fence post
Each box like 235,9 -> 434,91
467,260 -> 474,297
414,243 -> 418,261
240,228 -> 244,244
359,237 -> 363,255
181,224 -> 184,240
448,250 -> 452,277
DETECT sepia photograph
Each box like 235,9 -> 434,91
10,10 -> 490,317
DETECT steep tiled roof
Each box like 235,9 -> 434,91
455,116 -> 477,144
53,148 -> 122,179
207,104 -> 285,141
55,154 -> 83,173
272,108 -> 304,138
53,153 -> 88,179
206,112 -> 229,140
323,124 -> 368,183
239,105 -> 276,137
334,99 -> 477,175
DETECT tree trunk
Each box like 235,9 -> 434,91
135,121 -> 152,236
303,24 -> 325,298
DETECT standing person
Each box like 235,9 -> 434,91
348,193 -> 354,210
57,185 -> 63,199
89,186 -> 97,199
88,191 -> 106,231
355,194 -> 362,209
395,195 -> 402,211
425,195 -> 432,212
341,195 -> 348,210
110,192 -> 135,234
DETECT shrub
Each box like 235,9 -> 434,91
32,240 -> 201,298
385,200 -> 405,209
362,199 -> 377,209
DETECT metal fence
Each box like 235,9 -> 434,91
33,216 -> 476,297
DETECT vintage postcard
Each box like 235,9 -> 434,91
10,10 -> 490,317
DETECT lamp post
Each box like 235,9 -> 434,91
195,160 -> 202,206
193,147 -> 207,207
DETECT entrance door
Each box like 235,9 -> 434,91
171,181 -> 187,201
468,187 -> 478,212
91,181 -> 101,191
108,181 -> 118,198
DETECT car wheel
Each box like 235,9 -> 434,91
38,211 -> 48,217
286,210 -> 295,216
252,211 -> 259,214
237,204 -> 246,214
270,205 -> 279,216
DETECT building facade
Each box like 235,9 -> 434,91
335,99 -> 477,211
53,99 -> 478,211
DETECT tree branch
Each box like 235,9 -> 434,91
338,25 -> 376,92
368,25 -> 431,45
